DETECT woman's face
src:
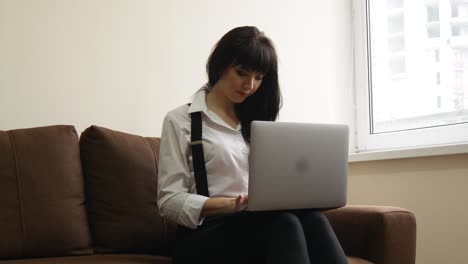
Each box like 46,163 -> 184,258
216,65 -> 264,103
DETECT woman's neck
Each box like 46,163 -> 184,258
206,84 -> 239,128
206,84 -> 236,116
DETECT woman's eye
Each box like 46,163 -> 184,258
236,69 -> 246,76
255,75 -> 264,80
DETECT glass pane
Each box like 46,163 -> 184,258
368,0 -> 468,133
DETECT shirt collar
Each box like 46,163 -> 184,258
188,83 -> 241,132
187,83 -> 210,115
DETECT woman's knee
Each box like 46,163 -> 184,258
270,212 -> 303,231
301,211 -> 329,226
265,212 -> 310,262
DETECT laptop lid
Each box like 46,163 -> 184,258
247,121 -> 349,211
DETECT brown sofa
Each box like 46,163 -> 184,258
0,125 -> 417,264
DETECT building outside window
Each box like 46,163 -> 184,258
354,0 -> 468,152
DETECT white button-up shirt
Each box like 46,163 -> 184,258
157,84 -> 249,229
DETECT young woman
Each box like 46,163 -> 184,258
157,26 -> 347,264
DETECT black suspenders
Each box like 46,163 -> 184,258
190,111 -> 210,197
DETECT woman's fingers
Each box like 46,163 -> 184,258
233,194 -> 249,212
234,195 -> 242,211
242,195 -> 248,203
237,194 -> 248,211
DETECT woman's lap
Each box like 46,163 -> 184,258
173,212 -> 268,263
173,210 -> 346,264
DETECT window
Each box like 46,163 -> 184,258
354,0 -> 468,152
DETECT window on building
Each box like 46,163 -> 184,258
354,0 -> 468,152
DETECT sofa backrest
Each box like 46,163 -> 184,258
79,125 -> 177,255
0,125 -> 177,260
0,125 -> 93,259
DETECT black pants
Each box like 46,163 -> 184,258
173,210 -> 347,264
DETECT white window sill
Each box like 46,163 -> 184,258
348,143 -> 468,163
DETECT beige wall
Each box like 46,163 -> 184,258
349,153 -> 468,264
0,0 -> 353,138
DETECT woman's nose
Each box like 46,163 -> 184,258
244,76 -> 255,90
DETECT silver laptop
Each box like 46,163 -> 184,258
247,121 -> 349,211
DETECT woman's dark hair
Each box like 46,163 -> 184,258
206,26 -> 282,142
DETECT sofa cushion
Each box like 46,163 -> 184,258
80,126 -> 175,255
0,125 -> 93,259
0,254 -> 172,264
348,256 -> 374,264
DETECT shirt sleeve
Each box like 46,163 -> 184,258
157,112 -> 209,229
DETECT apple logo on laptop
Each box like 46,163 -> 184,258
296,157 -> 309,174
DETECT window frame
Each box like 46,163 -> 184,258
353,0 -> 468,153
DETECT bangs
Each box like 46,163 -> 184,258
232,42 -> 275,74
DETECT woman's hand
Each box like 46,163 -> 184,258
234,194 -> 248,211
200,194 -> 249,218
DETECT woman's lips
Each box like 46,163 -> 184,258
238,91 -> 250,97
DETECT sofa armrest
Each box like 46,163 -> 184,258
323,205 -> 416,264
